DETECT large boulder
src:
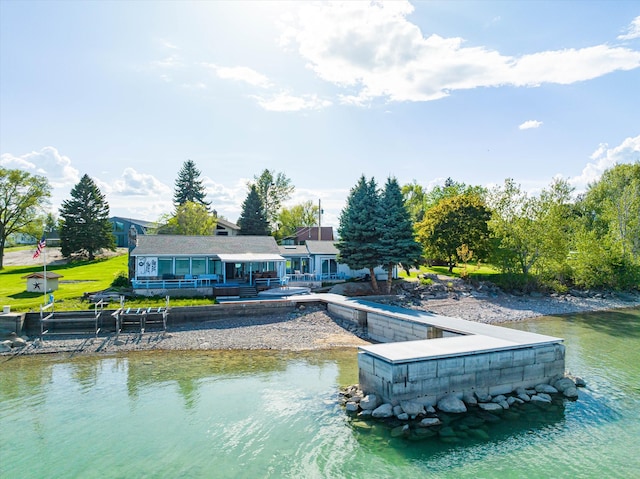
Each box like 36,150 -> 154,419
399,401 -> 426,416
553,377 -> 576,393
372,403 -> 394,418
535,384 -> 559,394
359,395 -> 379,410
531,393 -> 552,406
437,395 -> 467,414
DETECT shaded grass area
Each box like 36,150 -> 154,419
1,254 -> 218,312
399,263 -> 501,281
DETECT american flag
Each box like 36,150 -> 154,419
33,235 -> 46,259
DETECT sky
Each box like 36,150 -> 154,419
1,0 -> 639,229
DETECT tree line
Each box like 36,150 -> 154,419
1,161 -> 638,294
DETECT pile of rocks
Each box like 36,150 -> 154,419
340,376 -> 585,441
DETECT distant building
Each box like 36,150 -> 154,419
281,226 -> 334,245
215,217 -> 240,236
110,217 -> 156,248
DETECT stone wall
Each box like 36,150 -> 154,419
327,303 -> 459,342
358,342 -> 566,405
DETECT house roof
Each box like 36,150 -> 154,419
110,216 -> 156,228
131,235 -> 282,257
305,240 -> 339,255
289,226 -> 334,242
217,217 -> 240,230
278,244 -> 310,257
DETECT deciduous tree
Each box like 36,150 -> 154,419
417,193 -> 491,273
275,200 -> 318,242
0,167 -> 51,269
158,201 -> 218,235
252,169 -> 294,233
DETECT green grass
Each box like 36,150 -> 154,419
398,262 -> 501,281
0,254 -> 218,312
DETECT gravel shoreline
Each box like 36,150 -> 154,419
3,292 -> 639,358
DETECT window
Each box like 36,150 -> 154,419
175,258 -> 190,276
208,258 -> 222,275
158,258 -> 173,277
192,258 -> 206,275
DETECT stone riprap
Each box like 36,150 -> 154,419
341,376 -> 584,442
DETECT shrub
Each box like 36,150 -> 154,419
111,271 -> 130,288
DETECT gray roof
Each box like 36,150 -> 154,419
110,216 -> 156,228
278,244 -> 310,257
132,235 -> 281,256
217,217 -> 240,230
305,240 -> 339,255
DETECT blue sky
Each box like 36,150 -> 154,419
1,1 -> 639,229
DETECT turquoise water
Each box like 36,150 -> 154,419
1,308 -> 639,478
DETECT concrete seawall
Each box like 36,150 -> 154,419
325,294 -> 564,405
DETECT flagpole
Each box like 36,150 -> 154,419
43,237 -> 47,304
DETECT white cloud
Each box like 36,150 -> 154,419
151,55 -> 183,69
205,64 -> 272,88
0,146 -> 80,188
519,120 -> 543,130
569,134 -> 640,190
111,168 -> 172,196
252,91 -> 332,111
279,1 -> 640,104
618,16 -> 640,40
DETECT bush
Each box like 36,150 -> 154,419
111,271 -> 130,288
419,276 -> 433,286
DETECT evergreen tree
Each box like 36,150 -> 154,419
237,185 -> 270,235
59,174 -> 115,260
379,177 -> 423,292
173,160 -> 211,210
336,176 -> 382,292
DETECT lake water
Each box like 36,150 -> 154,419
1,308 -> 639,478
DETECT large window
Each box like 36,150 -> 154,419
158,258 -> 173,278
208,258 -> 222,275
192,258 -> 206,275
175,258 -> 190,276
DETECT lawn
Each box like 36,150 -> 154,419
0,253 -> 218,312
398,262 -> 501,281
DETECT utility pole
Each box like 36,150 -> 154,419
318,199 -> 322,240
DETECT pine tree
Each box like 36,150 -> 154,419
379,177 -> 423,292
59,174 -> 115,260
173,160 -> 211,210
237,185 -> 270,235
336,176 -> 383,292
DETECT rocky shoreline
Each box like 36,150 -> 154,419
339,375 -> 586,442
